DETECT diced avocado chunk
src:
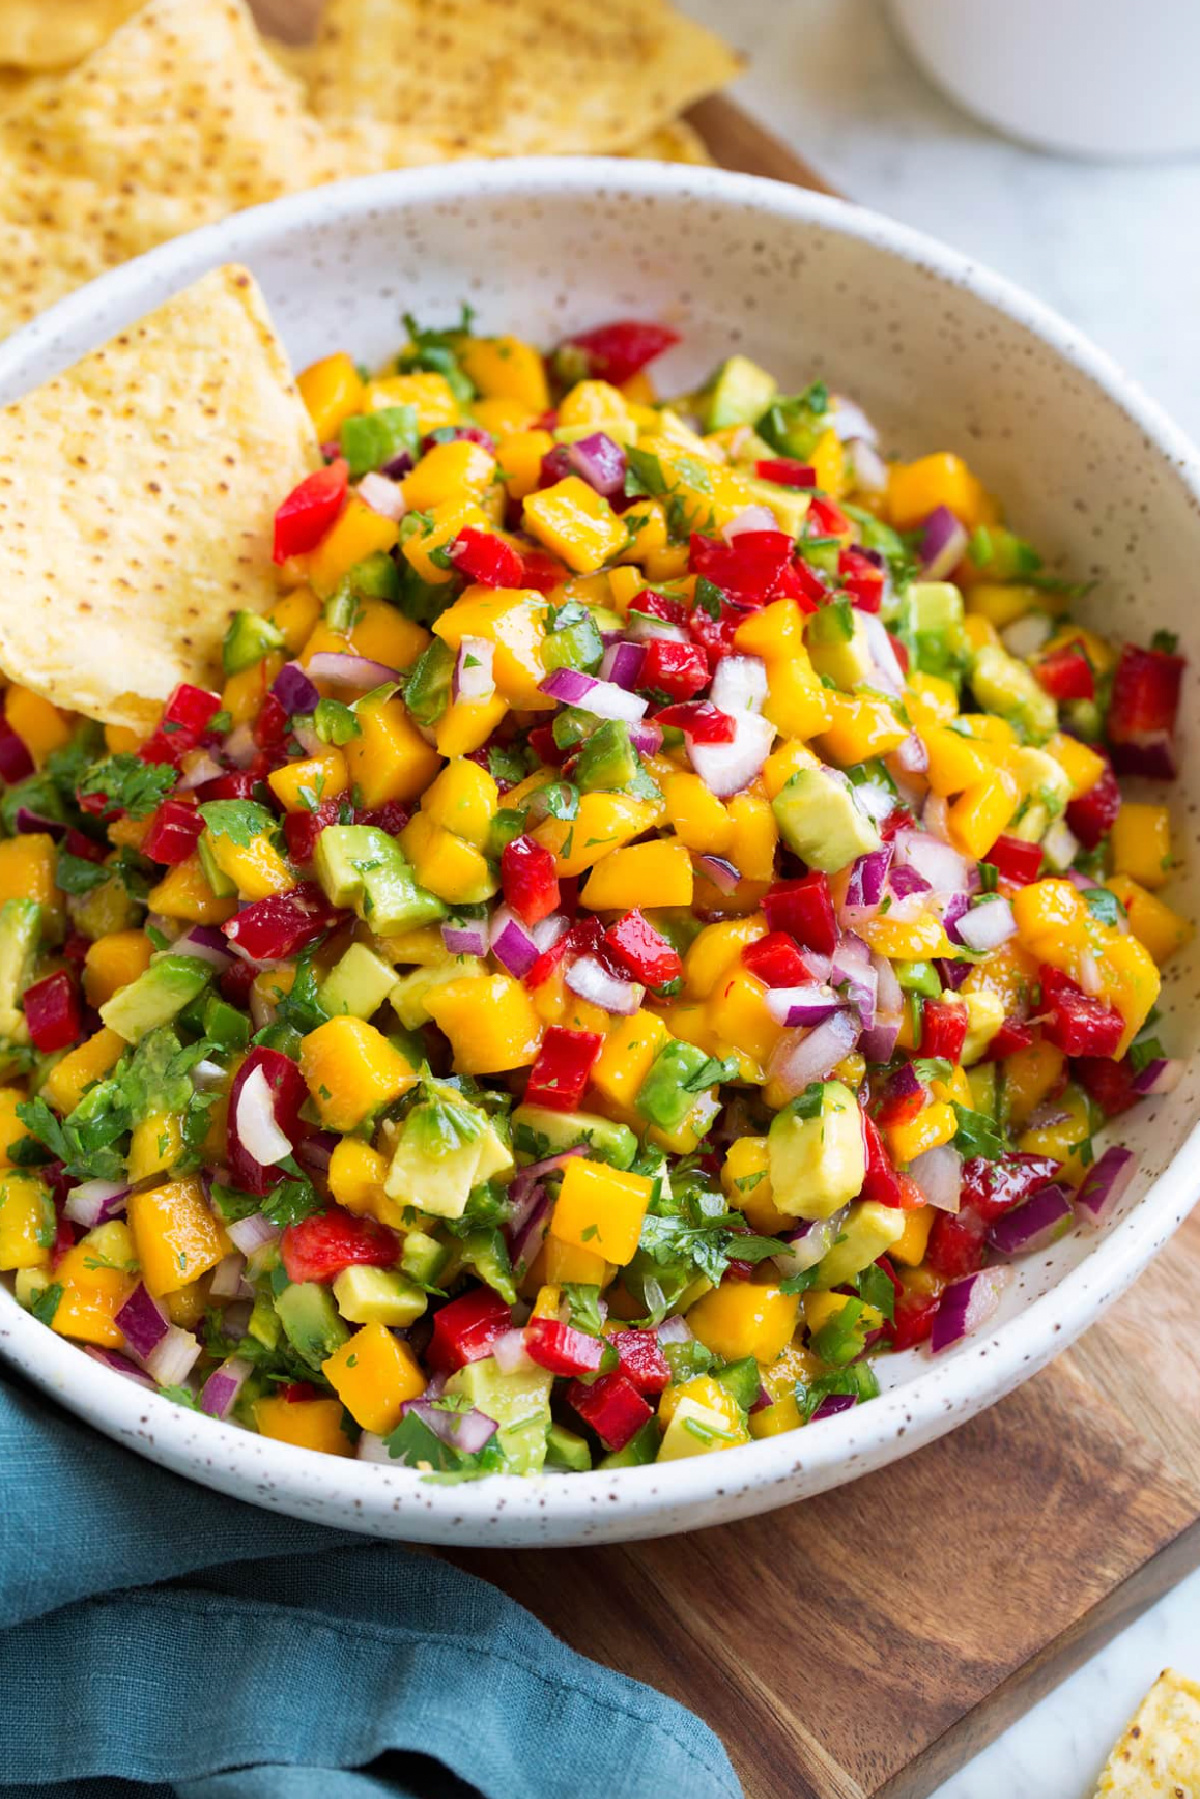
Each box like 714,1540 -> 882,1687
390,957 -> 486,1029
768,1080 -> 865,1220
574,719 -> 638,794
71,872 -> 141,941
806,605 -> 875,690
970,644 -> 1058,743
384,1083 -> 513,1218
99,954 -> 210,1043
636,1039 -> 717,1132
446,1356 -> 553,1475
314,824 -> 447,934
541,613 -> 605,676
711,1356 -> 762,1411
247,1287 -> 282,1349
599,1418 -> 660,1468
195,832 -> 237,898
400,1229 -> 451,1287
223,607 -> 284,675
656,1395 -> 745,1461
511,1102 -> 637,1170
902,581 -> 972,688
275,1280 -> 351,1369
545,1421 -> 593,1472
813,1201 -> 907,1290
318,942 -> 398,1020
705,354 -> 778,430
332,1264 -> 428,1327
458,1227 -> 517,1304
403,637 -> 455,728
742,474 -> 811,539
0,898 -> 39,1042
771,766 -> 881,873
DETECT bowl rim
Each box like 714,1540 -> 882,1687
3,154 -> 1200,1533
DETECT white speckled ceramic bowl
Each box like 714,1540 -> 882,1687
1,160 -> 1198,1546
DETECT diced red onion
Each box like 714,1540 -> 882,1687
441,917 -> 489,958
909,1142 -> 963,1213
1041,818 -> 1079,873
295,1130 -> 339,1178
0,728 -> 34,784
454,636 -> 495,703
144,1324 -> 202,1386
710,654 -> 768,716
688,711 -> 775,799
220,1298 -> 255,1339
775,1208 -> 848,1277
860,952 -> 903,1063
357,1431 -> 393,1464
248,980 -> 277,1035
830,938 -> 878,1029
233,1063 -> 293,1167
223,722 -> 258,769
84,1346 -> 157,1389
565,955 -> 644,1015
199,1354 -> 252,1419
922,791 -> 951,841
539,666 -> 649,722
1131,1058 -> 1183,1098
939,891 -> 972,946
627,612 -> 688,644
918,506 -> 968,580
492,1327 -> 538,1374
831,396 -> 877,444
510,1188 -> 553,1276
173,923 -> 236,970
846,437 -> 887,494
988,1183 -> 1074,1256
566,432 -> 626,498
765,984 -> 843,1027
935,956 -> 972,992
695,854 -> 740,895
226,1211 -> 281,1255
532,913 -> 568,952
177,748 -> 226,791
306,651 -> 399,688
290,720 -> 325,757
722,505 -> 779,542
894,732 -> 929,776
931,1266 -> 1010,1353
893,829 -> 970,894
1066,867 -> 1100,892
1000,612 -> 1053,660
889,863 -> 932,900
398,1398 -> 498,1456
1074,1145 -> 1138,1229
766,1007 -> 861,1099
490,906 -> 540,978
1077,949 -> 1104,999
209,1253 -> 247,1300
272,661 -> 321,717
358,470 -> 407,521
629,720 -> 663,756
115,1283 -> 169,1357
656,1315 -> 693,1346
845,845 -> 892,910
64,1178 -> 130,1229
956,895 -> 1017,952
14,806 -> 66,838
859,612 -> 906,697
811,1392 -> 860,1422
599,640 -> 645,690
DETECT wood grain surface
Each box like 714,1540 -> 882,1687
249,6 -> 1200,1792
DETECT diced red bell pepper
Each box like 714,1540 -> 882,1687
426,1287 -> 513,1372
523,1026 -> 604,1112
280,1381 -> 317,1403
805,495 -> 852,538
604,908 -> 682,986
775,556 -> 827,611
887,1278 -> 943,1350
635,591 -> 690,628
875,1081 -> 926,1131
137,728 -> 188,769
741,931 -> 812,989
253,692 -> 290,753
0,714 -> 34,785
22,970 -> 82,1053
860,1112 -> 905,1208
754,458 -> 816,489
283,797 -> 343,865
925,1207 -> 988,1281
652,699 -> 735,743
219,959 -> 257,1008
1034,645 -> 1094,701
517,548 -> 570,594
555,319 -> 679,386
1076,1054 -> 1139,1117
838,546 -> 885,612
686,596 -> 743,668
762,873 -> 838,956
523,927 -> 572,991
526,723 -> 565,768
1106,641 -> 1185,778
222,882 -> 342,963
688,530 -> 794,606
981,1016 -> 1035,1061
273,457 -> 349,563
61,932 -> 91,966
960,1152 -> 1059,1225
449,526 -> 524,589
226,1046 -> 309,1197
356,800 -> 411,837
62,828 -> 106,865
880,806 -> 917,841
637,638 -> 709,700
609,1327 -> 670,1396
142,797 -> 204,866
164,683 -> 223,738
501,834 -> 560,926
1038,965 -> 1124,1058
1065,758 -> 1121,849
538,445 -> 575,488
919,998 -> 968,1063
889,630 -> 910,675
987,834 -> 1043,886
524,1316 -> 605,1377
566,1369 -> 653,1451
196,769 -> 260,804
280,1206 -> 399,1285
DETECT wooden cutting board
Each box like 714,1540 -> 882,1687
247,10 -> 1200,1790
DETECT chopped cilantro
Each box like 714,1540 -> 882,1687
951,1102 -> 1006,1160
77,754 -> 176,820
197,799 -> 277,847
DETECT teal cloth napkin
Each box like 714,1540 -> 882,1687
0,1368 -> 740,1799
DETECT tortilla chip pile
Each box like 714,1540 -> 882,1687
1095,1668 -> 1200,1797
0,265 -> 318,725
0,0 -> 734,339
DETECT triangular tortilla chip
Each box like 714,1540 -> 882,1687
305,0 -> 740,155
0,0 -> 140,69
1095,1668 -> 1200,1796
627,117 -> 714,166
0,265 -> 319,728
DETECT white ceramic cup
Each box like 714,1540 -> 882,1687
889,0 -> 1200,159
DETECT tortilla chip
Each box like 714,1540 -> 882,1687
0,0 -> 140,69
305,0 -> 740,155
0,0 -> 456,340
0,66 -> 34,109
1095,1668 -> 1200,1796
0,265 -> 319,729
627,117 -> 714,166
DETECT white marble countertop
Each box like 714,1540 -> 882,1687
676,2 -> 1200,1792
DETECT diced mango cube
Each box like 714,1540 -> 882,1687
424,973 -> 543,1073
688,1279 -> 799,1365
343,694 -> 441,807
322,1321 -> 426,1434
127,1177 -> 226,1297
522,477 -> 626,574
300,1016 -> 418,1131
549,1157 -> 653,1265
297,351 -> 364,440
253,1396 -> 353,1456
579,838 -> 693,910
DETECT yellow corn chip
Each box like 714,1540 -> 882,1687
0,265 -> 319,728
0,0 -> 140,69
0,0 -> 457,340
0,66 -> 34,110
627,117 -> 714,166
1095,1668 -> 1200,1796
306,0 -> 740,155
